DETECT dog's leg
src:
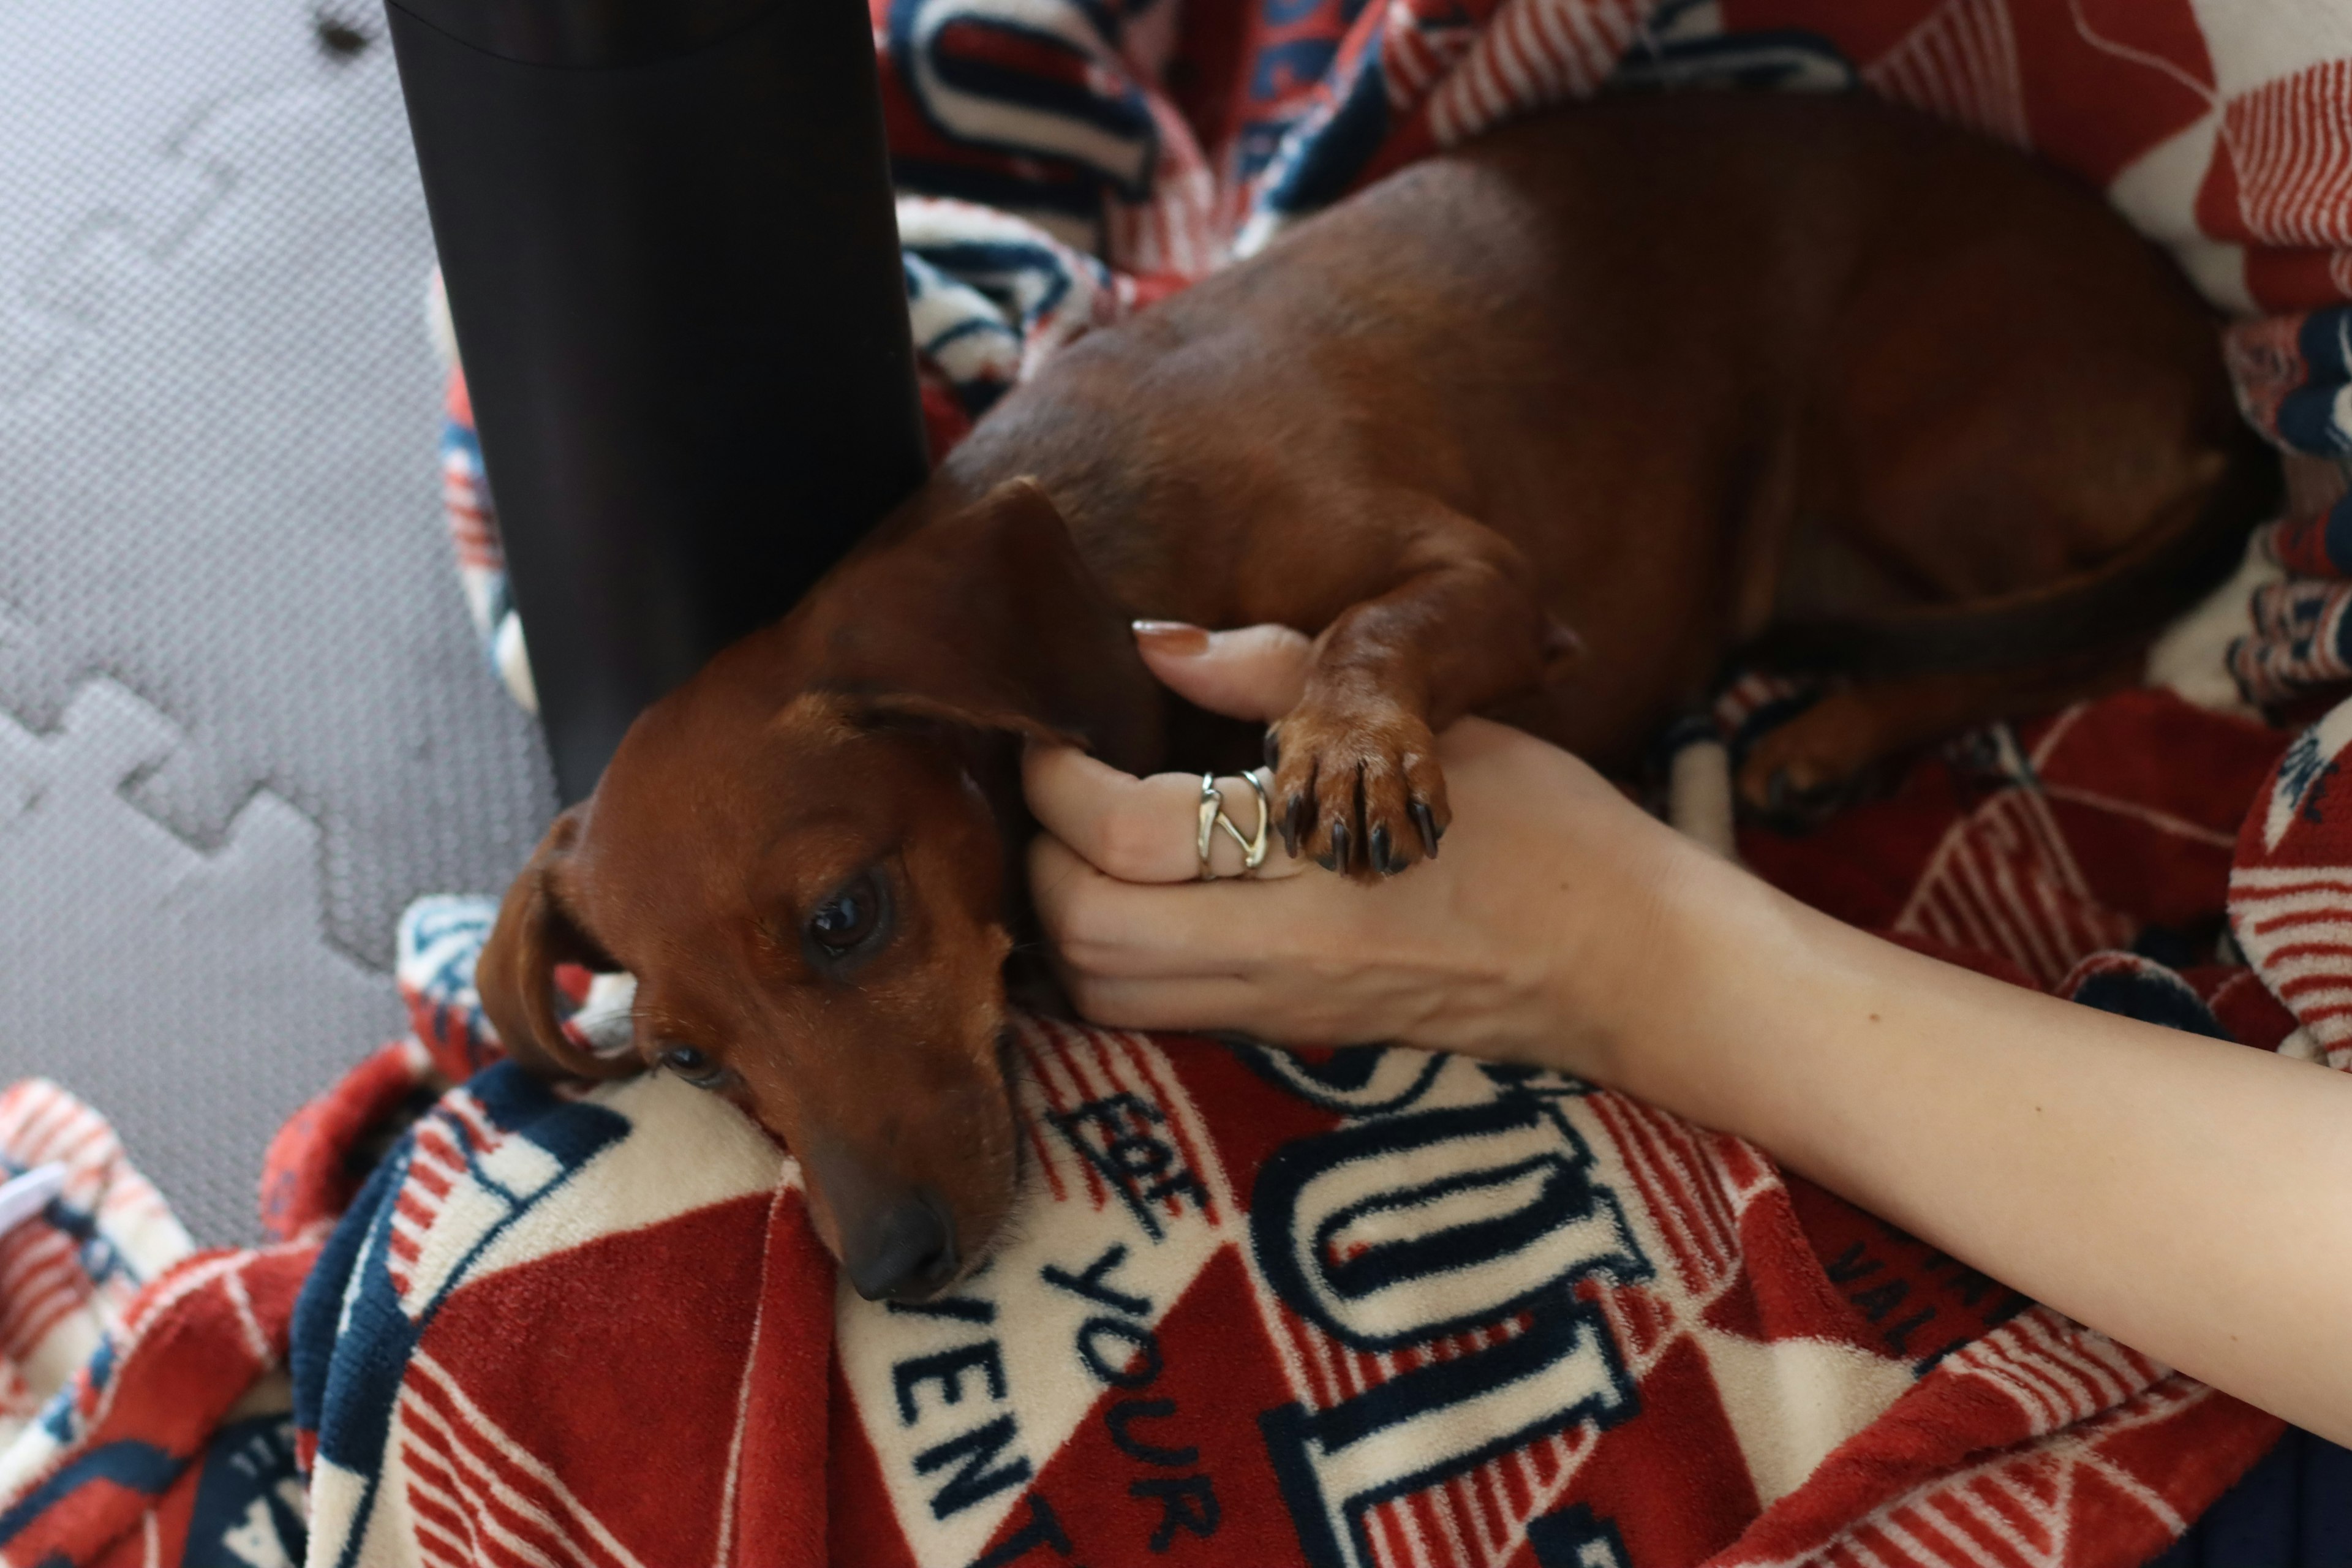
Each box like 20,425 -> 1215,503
1269,504 -> 1567,877
1733,647 -> 2144,822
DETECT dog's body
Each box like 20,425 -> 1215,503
481,92 -> 2268,1300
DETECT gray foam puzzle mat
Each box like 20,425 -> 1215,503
0,0 -> 557,1243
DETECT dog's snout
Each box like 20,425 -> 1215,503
845,1188 -> 959,1302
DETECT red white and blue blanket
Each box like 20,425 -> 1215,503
8,0 -> 2352,1564
0,702 -> 2334,1568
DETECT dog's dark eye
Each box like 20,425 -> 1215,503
807,870 -> 887,956
658,1044 -> 725,1088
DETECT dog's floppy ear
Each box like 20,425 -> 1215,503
477,807 -> 640,1082
818,477 -> 1163,775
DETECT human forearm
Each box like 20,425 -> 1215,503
1031,623 -> 2352,1439
1604,857 -> 2352,1444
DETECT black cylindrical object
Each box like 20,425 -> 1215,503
386,0 -> 928,803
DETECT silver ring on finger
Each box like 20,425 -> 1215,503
1196,770 -> 1273,881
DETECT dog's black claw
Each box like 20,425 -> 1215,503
1283,793 -> 1310,859
1410,801 -> 1439,859
1371,824 -> 1396,875
1329,820 -> 1351,874
1263,729 -> 1281,771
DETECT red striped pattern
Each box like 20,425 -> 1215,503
1424,0 -> 1646,148
1588,1093 -> 1753,1302
1942,1308 -> 2165,1438
1104,91 -> 1221,279
2226,864 -> 2352,1058
0,1226 -> 91,1374
0,1243 -> 315,1568
440,449 -> 500,575
1382,0 -> 1479,108
2220,61 -> 2352,249
396,1352 -> 648,1568
380,1087 -> 517,1314
1894,770 -> 2138,989
1861,0 -> 2030,148
2230,576 -> 2352,713
0,1082 -> 187,1385
1727,1378 -> 2215,1568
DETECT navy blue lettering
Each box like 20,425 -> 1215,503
1851,1280 -> 1909,1324
1261,1301 -> 1635,1568
1882,1306 -> 1937,1355
970,1492 -> 1076,1567
1823,1241 -> 1879,1285
1048,1095 -> 1207,1241
1129,1473 -> 1219,1552
1077,1317 -> 1161,1389
914,1415 -> 1032,1520
1250,1098 -> 1645,1351
893,1341 -> 1008,1425
1106,1399 -> 1196,1468
1041,1243 -> 1151,1318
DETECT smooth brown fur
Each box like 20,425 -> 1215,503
480,91 -> 2261,1298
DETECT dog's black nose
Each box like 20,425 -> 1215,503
845,1188 -> 959,1302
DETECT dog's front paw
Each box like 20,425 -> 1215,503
1268,699 -> 1449,878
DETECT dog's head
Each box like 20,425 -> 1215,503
477,478 -> 1160,1300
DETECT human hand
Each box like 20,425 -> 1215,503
1041,631 -> 2352,1453
1022,624 -> 1721,1076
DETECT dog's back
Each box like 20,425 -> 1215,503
941,90 -> 2243,767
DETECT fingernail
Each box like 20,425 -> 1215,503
1133,620 -> 1210,656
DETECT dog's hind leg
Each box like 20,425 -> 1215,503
1733,646 -> 2144,823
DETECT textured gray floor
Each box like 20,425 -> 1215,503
0,0 -> 556,1244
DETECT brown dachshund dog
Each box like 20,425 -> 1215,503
479,91 -> 2272,1301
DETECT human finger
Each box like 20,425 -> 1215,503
1027,834 -> 1325,978
1023,745 -> 1305,883
1131,622 -> 1313,723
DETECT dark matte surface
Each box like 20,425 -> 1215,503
391,0 -> 925,802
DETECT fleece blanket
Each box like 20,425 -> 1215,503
6,0 -> 2352,1565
